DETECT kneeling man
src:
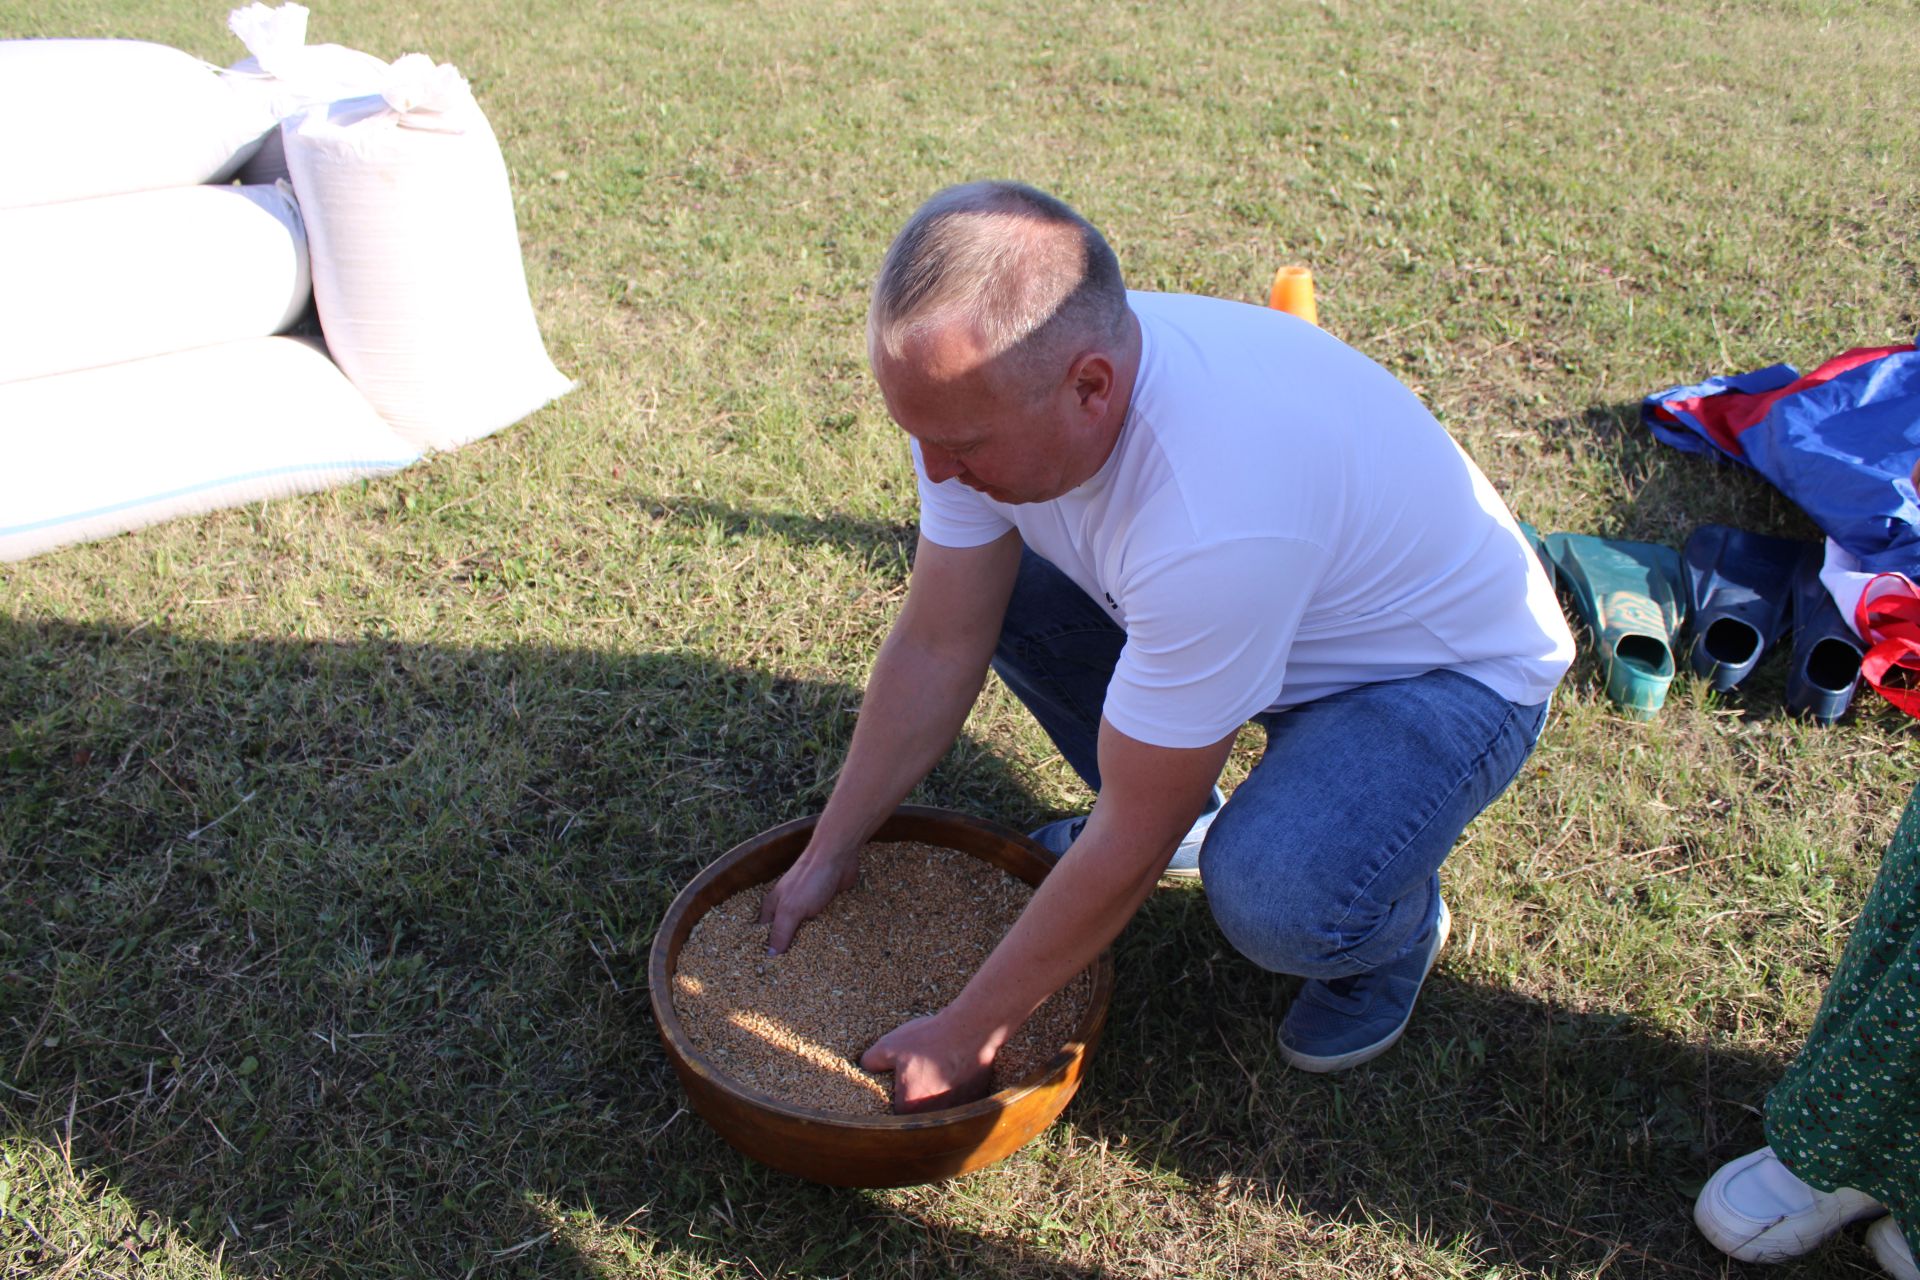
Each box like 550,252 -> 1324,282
761,180 -> 1574,1111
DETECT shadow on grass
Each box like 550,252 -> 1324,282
1064,884 -> 1879,1279
1527,398 -> 1822,549
0,605 -> 1870,1278
644,496 -> 920,585
0,614 -> 1089,1277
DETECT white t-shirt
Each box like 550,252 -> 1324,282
913,291 -> 1575,749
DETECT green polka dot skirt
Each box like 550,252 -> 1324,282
1766,781 -> 1920,1248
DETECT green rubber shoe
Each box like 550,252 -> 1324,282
1517,521 -> 1555,583
1543,532 -> 1688,720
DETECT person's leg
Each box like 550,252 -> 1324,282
1198,669 -> 1548,1068
1761,778 -> 1920,1232
1697,780 -> 1920,1263
990,546 -> 1125,793
990,546 -> 1221,870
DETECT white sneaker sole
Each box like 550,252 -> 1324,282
1870,1219 -> 1918,1280
1279,899 -> 1451,1073
1161,805 -> 1220,880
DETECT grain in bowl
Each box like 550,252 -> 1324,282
672,840 -> 1092,1114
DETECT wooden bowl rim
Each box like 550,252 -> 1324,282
648,804 -> 1115,1133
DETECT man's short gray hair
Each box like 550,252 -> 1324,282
869,181 -> 1127,395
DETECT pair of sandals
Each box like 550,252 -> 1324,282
1521,523 -> 1864,723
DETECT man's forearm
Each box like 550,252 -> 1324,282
804,624 -> 992,860
856,821 -> 1170,1111
938,814 -> 1169,1057
857,707 -> 1234,1110
927,721 -> 1236,1066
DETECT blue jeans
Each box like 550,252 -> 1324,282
992,548 -> 1549,979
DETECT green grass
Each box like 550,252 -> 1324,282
3,0 -> 1918,1275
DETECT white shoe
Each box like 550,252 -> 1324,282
1693,1146 -> 1884,1262
1870,1219 -> 1919,1280
1027,786 -> 1222,880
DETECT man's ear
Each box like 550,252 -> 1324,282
1072,351 -> 1115,415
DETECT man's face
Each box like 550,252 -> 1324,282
871,323 -> 1083,506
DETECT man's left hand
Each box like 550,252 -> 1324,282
861,1013 -> 995,1114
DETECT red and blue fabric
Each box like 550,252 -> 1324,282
1642,339 -> 1920,577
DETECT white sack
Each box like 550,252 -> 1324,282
285,55 -> 573,451
0,337 -> 419,562
0,183 -> 310,385
0,40 -> 277,209
225,3 -> 391,185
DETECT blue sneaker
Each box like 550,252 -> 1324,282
1027,788 -> 1223,879
1277,897 -> 1451,1073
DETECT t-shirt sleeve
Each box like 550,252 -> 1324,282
909,439 -> 1015,548
1102,536 -> 1330,748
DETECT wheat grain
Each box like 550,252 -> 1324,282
672,840 -> 1092,1114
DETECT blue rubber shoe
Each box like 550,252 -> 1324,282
1681,524 -> 1801,692
1028,787 -> 1223,879
1786,545 -> 1864,725
1278,898 -> 1451,1073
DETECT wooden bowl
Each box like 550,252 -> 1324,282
648,805 -> 1115,1188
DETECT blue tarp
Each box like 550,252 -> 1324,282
1643,340 -> 1920,577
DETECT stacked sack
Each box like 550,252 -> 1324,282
0,4 -> 571,563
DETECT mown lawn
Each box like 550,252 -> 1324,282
2,1 -> 1916,1276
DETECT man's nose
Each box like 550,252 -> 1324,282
921,444 -> 964,483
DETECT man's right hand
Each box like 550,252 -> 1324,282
757,848 -> 859,954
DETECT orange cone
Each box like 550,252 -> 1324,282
1268,265 -> 1318,326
